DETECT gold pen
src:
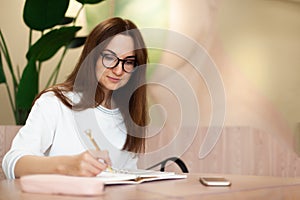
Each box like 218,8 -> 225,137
84,129 -> 114,172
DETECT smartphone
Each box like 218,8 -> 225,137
199,177 -> 231,187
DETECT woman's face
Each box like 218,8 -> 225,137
96,34 -> 135,93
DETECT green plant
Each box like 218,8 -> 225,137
0,0 -> 104,125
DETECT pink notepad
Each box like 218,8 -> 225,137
20,174 -> 104,196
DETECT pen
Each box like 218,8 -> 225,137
84,129 -> 114,172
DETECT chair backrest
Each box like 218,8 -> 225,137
0,125 -> 21,179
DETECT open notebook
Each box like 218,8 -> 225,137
97,169 -> 187,185
19,169 -> 187,195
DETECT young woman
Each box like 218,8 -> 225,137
2,17 -> 148,179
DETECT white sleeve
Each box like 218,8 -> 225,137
2,92 -> 60,179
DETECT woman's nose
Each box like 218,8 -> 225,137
112,62 -> 124,75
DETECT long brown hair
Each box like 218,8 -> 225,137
36,17 -> 148,153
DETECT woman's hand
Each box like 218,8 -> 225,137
14,150 -> 112,178
57,150 -> 112,177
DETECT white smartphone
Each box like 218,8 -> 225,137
199,177 -> 231,187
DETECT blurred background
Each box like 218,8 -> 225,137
1,0 -> 300,154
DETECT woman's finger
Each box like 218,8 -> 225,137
89,149 -> 112,166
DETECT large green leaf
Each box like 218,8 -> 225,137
16,58 -> 38,110
67,37 -> 86,49
0,52 -> 6,83
76,0 -> 104,4
23,0 -> 70,31
58,17 -> 74,25
26,26 -> 81,62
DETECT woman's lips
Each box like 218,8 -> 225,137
107,76 -> 121,83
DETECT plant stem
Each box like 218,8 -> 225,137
73,4 -> 84,26
37,61 -> 42,91
28,29 -> 32,49
4,82 -> 16,116
53,47 -> 67,84
0,30 -> 17,117
45,65 -> 57,88
0,30 -> 18,88
16,64 -> 20,80
36,30 -> 45,91
45,46 -> 68,88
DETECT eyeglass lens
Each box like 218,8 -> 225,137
102,52 -> 136,73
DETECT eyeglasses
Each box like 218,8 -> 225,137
101,50 -> 137,73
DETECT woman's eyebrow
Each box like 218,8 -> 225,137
103,49 -> 116,55
103,49 -> 136,58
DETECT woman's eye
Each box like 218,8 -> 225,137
125,60 -> 135,65
105,55 -> 116,61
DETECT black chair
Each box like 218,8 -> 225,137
146,157 -> 189,173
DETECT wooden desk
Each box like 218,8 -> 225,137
1,174 -> 300,199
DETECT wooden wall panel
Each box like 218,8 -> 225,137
0,126 -> 21,179
1,126 -> 299,179
139,126 -> 300,177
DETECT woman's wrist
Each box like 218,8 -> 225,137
54,156 -> 73,175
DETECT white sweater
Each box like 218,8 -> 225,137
2,92 -> 138,179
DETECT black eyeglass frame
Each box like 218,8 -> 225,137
100,50 -> 137,73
